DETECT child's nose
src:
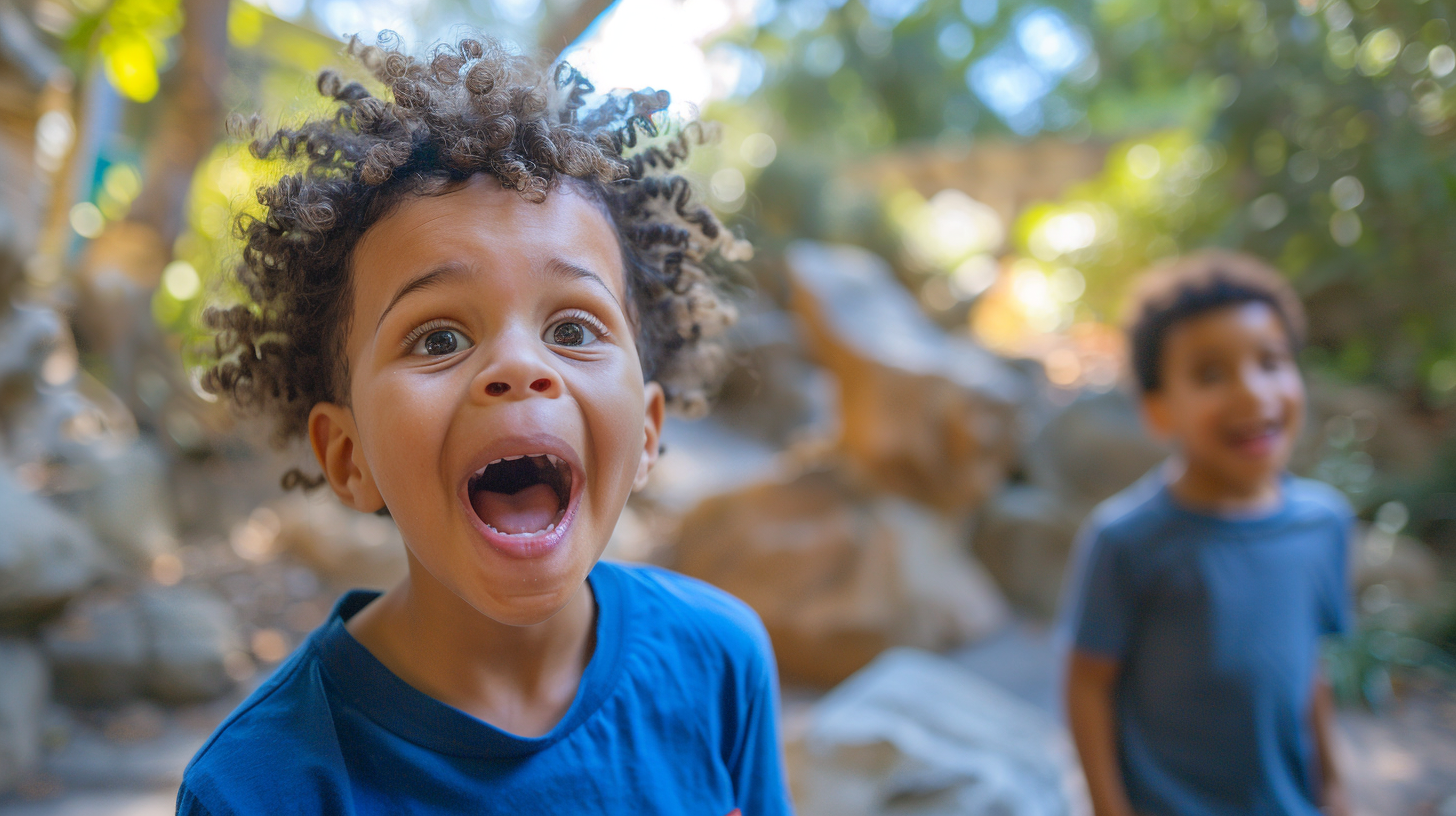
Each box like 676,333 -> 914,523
483,379 -> 553,396
474,332 -> 560,400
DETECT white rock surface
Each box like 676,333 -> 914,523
788,648 -> 1088,816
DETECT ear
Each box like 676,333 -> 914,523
633,381 -> 666,492
308,402 -> 386,513
1139,389 -> 1175,443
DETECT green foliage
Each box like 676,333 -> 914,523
721,0 -> 1456,400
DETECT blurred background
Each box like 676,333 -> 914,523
0,0 -> 1454,812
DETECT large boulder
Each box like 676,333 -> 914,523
41,592 -> 147,704
672,467 -> 1008,687
788,648 -> 1087,816
272,493 -> 409,589
0,639 -> 48,795
1024,390 -> 1167,506
785,242 -> 1023,513
0,467 -> 105,625
74,439 -> 178,565
42,586 -> 240,705
138,586 -> 242,703
973,485 -> 1087,620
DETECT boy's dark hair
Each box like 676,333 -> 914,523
201,34 -> 745,483
1124,250 -> 1306,393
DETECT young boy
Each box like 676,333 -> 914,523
178,35 -> 790,815
1061,251 -> 1352,816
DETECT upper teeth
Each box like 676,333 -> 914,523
478,453 -> 564,473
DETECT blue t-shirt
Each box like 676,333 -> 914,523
1061,469 -> 1353,816
177,561 -> 792,816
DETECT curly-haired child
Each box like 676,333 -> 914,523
177,34 -> 790,816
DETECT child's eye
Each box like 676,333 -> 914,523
409,327 -> 473,357
544,312 -> 607,348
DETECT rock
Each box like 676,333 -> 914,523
785,241 -> 1022,513
0,304 -> 63,388
1296,377 -> 1441,491
138,586 -> 242,703
641,416 -> 784,513
43,586 -> 241,705
74,440 -> 178,565
0,467 -> 105,625
0,639 -> 48,795
41,592 -> 148,704
672,468 -> 1008,686
1353,522 -> 1441,605
712,305 -> 839,449
787,648 -> 1087,816
1024,390 -> 1167,505
272,493 -> 408,589
973,485 -> 1088,620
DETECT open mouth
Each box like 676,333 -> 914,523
467,454 -> 573,537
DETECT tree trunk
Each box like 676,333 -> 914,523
540,0 -> 618,60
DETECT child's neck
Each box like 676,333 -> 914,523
345,557 -> 596,739
1166,457 -> 1284,517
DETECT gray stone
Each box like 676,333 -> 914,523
973,485 -> 1089,620
0,639 -> 48,795
74,440 -> 178,565
786,241 -> 1023,513
41,592 -> 148,704
1024,390 -> 1167,506
0,467 -> 104,623
138,586 -> 241,703
787,648 -> 1087,816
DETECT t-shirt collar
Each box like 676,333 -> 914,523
312,562 -> 628,759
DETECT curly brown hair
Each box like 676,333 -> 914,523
202,34 -> 746,482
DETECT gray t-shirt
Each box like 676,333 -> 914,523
1061,468 -> 1353,816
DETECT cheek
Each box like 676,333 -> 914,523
357,374 -> 459,496
582,362 -> 647,482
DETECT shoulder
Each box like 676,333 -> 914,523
1284,476 -> 1354,526
181,640 -> 346,813
599,561 -> 774,670
1081,469 -> 1175,553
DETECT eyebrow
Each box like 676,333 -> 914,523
374,264 -> 467,335
372,258 -> 625,336
545,259 -> 623,310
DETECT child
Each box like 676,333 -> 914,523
178,35 -> 790,816
1061,251 -> 1352,816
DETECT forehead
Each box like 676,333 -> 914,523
1164,301 -> 1290,358
350,175 -> 626,303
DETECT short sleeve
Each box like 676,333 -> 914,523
1318,511 -> 1355,637
727,626 -> 793,816
1068,525 -> 1135,659
176,783 -> 217,816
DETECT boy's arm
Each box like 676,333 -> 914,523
1066,650 -> 1136,816
1309,670 -> 1351,816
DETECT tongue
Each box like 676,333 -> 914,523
472,483 -> 561,535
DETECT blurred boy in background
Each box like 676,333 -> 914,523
1061,251 -> 1352,816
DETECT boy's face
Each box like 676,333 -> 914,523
1141,301 -> 1305,495
309,176 -> 664,626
